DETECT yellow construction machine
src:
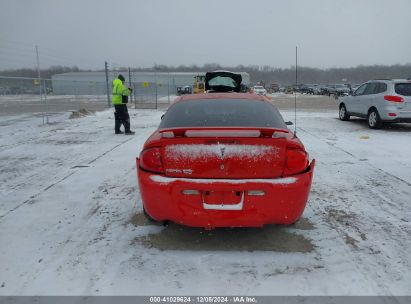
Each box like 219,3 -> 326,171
193,75 -> 206,94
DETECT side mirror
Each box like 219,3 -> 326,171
285,121 -> 293,126
161,114 -> 164,120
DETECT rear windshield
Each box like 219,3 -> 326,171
159,99 -> 286,128
395,83 -> 411,96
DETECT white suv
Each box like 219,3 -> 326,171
338,79 -> 411,129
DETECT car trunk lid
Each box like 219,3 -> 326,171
205,71 -> 242,93
160,128 -> 287,179
395,82 -> 411,111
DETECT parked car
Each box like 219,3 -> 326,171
338,79 -> 411,129
326,85 -> 336,95
350,84 -> 361,93
334,84 -> 351,96
136,71 -> 315,228
270,83 -> 280,93
311,84 -> 321,95
253,85 -> 267,96
320,85 -> 331,95
300,85 -> 311,94
176,86 -> 192,95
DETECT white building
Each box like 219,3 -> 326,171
51,71 -> 250,95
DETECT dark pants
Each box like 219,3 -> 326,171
114,104 -> 130,132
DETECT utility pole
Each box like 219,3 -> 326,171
105,61 -> 111,108
35,45 -> 41,80
154,64 -> 158,109
294,46 -> 298,136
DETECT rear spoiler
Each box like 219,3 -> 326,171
159,127 -> 289,138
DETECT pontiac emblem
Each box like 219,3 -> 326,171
220,164 -> 225,170
220,147 -> 226,159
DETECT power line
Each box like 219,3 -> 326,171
0,43 -> 34,52
0,53 -> 78,68
0,57 -> 36,67
0,38 -> 35,47
0,42 -> 78,64
0,53 -> 35,61
0,47 -> 36,57
0,39 -> 79,60
0,42 -> 80,68
0,51 -> 79,68
39,48 -> 80,63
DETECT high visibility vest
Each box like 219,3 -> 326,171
112,78 -> 130,105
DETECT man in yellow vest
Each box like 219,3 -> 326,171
112,74 -> 135,135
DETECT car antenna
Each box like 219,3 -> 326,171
294,46 -> 298,137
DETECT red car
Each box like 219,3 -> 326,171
136,72 -> 315,228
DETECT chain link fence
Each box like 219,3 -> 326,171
0,75 -> 177,123
132,81 -> 179,109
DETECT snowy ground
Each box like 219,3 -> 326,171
0,97 -> 410,295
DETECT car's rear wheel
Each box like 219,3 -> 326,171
287,217 -> 302,226
143,206 -> 156,222
143,206 -> 169,226
339,104 -> 350,121
367,108 -> 382,129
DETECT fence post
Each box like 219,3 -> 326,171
132,71 -> 137,107
167,72 -> 170,103
154,69 -> 158,109
133,83 -> 137,109
128,67 -> 133,105
105,61 -> 111,108
42,79 -> 49,124
74,80 -> 77,100
173,76 -> 175,97
39,79 -> 44,125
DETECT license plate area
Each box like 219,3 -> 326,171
202,190 -> 244,210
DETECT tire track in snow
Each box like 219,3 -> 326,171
298,126 -> 411,187
299,125 -> 410,227
0,136 -> 135,221
17,166 -> 138,294
299,127 -> 410,295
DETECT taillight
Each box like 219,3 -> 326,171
283,148 -> 309,176
139,147 -> 163,173
384,95 -> 404,103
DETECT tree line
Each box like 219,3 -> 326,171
1,64 -> 410,85
0,66 -> 81,79
147,63 -> 411,85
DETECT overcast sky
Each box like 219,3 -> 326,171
1,0 -> 410,70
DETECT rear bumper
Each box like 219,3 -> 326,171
383,117 -> 411,123
379,105 -> 411,121
136,160 -> 315,228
